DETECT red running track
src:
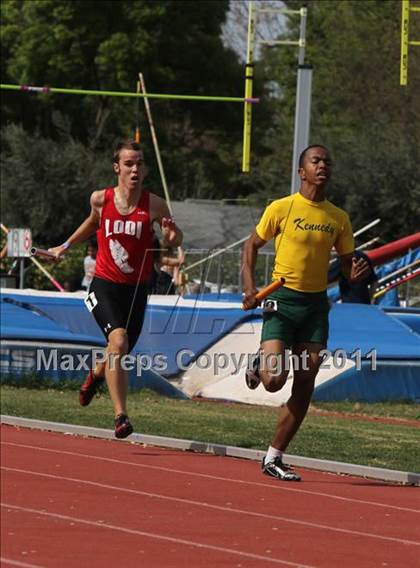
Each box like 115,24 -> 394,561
1,424 -> 419,568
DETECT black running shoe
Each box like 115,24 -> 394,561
245,352 -> 261,390
79,371 -> 105,407
114,414 -> 134,439
262,457 -> 301,481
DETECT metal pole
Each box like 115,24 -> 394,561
19,259 -> 24,289
184,235 -> 249,272
238,249 -> 243,291
291,65 -> 313,193
353,218 -> 381,238
291,7 -> 311,193
216,253 -> 223,293
297,7 -> 307,66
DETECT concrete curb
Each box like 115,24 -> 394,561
2,415 -> 418,486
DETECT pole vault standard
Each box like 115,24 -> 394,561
243,4 -> 311,188
242,1 -> 257,173
400,0 -> 420,86
0,83 -> 259,104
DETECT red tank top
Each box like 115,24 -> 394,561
95,187 -> 154,285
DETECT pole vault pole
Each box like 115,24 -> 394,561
135,80 -> 141,143
242,1 -> 257,173
138,73 -> 186,292
0,83 -> 259,104
138,73 -> 173,216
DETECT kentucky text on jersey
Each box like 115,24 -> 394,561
104,219 -> 143,240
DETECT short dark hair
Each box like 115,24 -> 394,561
113,140 -> 142,163
298,144 -> 329,168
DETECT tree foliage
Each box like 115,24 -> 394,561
1,0 -> 246,201
257,0 -> 420,241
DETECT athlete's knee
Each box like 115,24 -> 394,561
107,329 -> 129,355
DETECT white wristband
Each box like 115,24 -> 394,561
62,241 -> 71,250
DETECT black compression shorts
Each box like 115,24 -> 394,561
85,276 -> 148,353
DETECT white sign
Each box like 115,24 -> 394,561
7,228 -> 32,258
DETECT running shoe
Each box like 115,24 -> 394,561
114,414 -> 134,439
262,457 -> 301,481
79,370 -> 104,407
245,352 -> 261,390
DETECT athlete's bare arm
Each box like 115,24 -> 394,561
149,193 -> 183,248
242,231 -> 268,310
49,190 -> 105,258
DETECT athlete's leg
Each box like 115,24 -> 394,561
105,327 -> 129,417
94,359 -> 106,378
270,342 -> 323,451
258,339 -> 289,392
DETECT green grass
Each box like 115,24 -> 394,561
1,384 -> 419,473
311,400 -> 420,420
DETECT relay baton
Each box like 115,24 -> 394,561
255,278 -> 286,301
242,278 -> 285,310
30,247 -> 57,259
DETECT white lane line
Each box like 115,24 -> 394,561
2,466 -> 419,546
2,441 -> 418,514
0,558 -> 46,568
2,503 -> 315,568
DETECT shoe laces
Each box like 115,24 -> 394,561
273,456 -> 293,471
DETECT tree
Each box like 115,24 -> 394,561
0,123 -> 112,243
256,0 -> 420,241
1,0 -> 248,200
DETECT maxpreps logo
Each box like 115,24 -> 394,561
293,217 -> 335,235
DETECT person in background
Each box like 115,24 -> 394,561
149,237 -> 185,295
81,240 -> 98,291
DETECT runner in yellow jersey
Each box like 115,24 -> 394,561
242,145 -> 369,481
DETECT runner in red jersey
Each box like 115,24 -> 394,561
95,187 -> 154,284
49,140 -> 183,438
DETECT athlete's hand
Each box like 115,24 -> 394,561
161,217 -> 179,247
242,287 -> 260,310
350,256 -> 370,282
47,245 -> 68,260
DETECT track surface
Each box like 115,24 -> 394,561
1,424 -> 419,568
